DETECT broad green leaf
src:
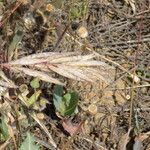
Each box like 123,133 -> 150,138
20,132 -> 40,150
62,91 -> 78,116
0,117 -> 9,141
53,85 -> 63,100
8,25 -> 24,61
53,85 -> 64,111
53,85 -> 78,116
63,93 -> 71,106
30,78 -> 40,89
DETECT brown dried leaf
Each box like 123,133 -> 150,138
62,119 -> 83,136
133,133 -> 150,150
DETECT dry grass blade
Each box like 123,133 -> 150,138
31,113 -> 58,149
0,138 -> 11,150
46,64 -> 83,81
9,58 -> 48,65
9,52 -> 76,65
0,70 -> 17,88
50,54 -> 95,63
11,67 -> 64,85
0,81 -> 17,88
48,65 -> 94,82
83,68 -> 114,83
18,52 -> 75,59
64,61 -> 114,68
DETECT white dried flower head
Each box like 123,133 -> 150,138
77,26 -> 88,38
131,74 -> 140,83
23,13 -> 36,29
88,104 -> 97,115
46,3 -> 55,12
126,95 -> 131,100
37,113 -> 45,120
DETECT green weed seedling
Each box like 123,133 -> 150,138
53,85 -> 78,117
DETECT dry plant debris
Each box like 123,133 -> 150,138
0,0 -> 150,149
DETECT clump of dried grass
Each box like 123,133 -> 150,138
1,52 -> 115,86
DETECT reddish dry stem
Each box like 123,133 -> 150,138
0,1 -> 22,28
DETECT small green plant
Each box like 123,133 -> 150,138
30,77 -> 40,89
53,85 -> 78,117
0,116 -> 9,141
18,77 -> 48,110
136,67 -> 150,79
20,132 -> 40,150
69,1 -> 88,20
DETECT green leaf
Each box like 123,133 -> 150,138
28,90 -> 41,106
62,91 -> 78,116
0,117 -> 9,141
8,25 -> 24,61
20,132 -> 40,150
63,93 -> 71,106
70,7 -> 80,19
53,85 -> 64,111
30,78 -> 40,89
53,85 -> 78,116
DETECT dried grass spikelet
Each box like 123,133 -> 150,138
3,52 -> 115,85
